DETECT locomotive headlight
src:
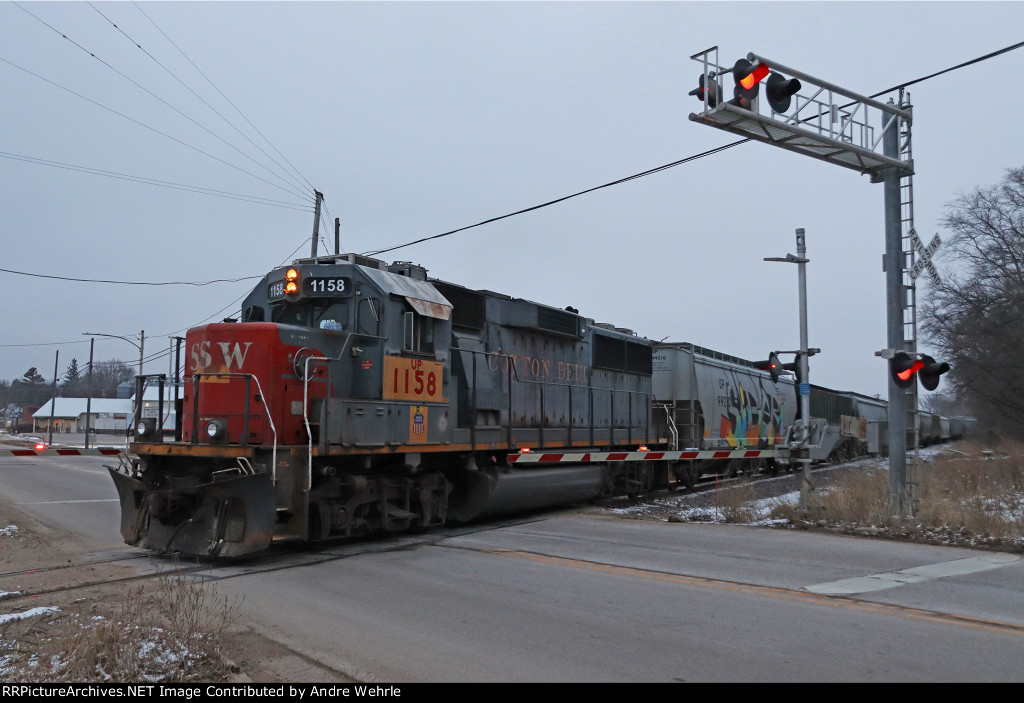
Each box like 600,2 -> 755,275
285,268 -> 299,281
206,420 -> 227,440
285,281 -> 299,294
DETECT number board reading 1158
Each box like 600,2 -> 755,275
268,277 -> 351,301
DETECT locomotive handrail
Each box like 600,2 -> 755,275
188,372 -> 277,484
660,404 -> 679,451
301,331 -> 387,492
133,374 -> 167,441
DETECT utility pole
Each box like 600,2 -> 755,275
765,228 -> 814,507
310,190 -> 324,258
84,338 -> 94,449
48,350 -> 58,446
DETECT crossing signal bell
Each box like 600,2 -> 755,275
918,355 -> 951,391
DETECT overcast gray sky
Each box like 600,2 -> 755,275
2,1 -> 1021,399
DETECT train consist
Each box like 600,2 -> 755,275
108,253 -> 967,558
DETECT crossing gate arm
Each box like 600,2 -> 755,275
5,447 -> 125,457
507,448 -> 784,464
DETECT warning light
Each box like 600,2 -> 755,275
765,72 -> 802,113
35,443 -> 45,450
521,447 -> 531,453
918,355 -> 950,392
688,74 -> 721,108
639,446 -> 649,452
890,351 -> 924,389
732,58 -> 768,109
755,352 -> 783,383
739,62 -> 770,89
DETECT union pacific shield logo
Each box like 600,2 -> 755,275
409,405 -> 427,442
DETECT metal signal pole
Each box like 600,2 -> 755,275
882,104 -> 908,513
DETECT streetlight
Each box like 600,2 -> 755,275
765,229 -> 813,509
81,331 -> 145,376
82,331 -> 144,446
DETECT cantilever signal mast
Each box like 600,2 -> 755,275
687,48 -> 918,512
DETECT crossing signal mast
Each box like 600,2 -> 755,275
686,47 -> 934,514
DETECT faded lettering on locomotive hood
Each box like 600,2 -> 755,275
190,341 -> 254,372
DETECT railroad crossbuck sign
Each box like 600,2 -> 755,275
909,229 -> 942,283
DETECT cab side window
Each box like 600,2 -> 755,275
403,307 -> 434,354
357,297 -> 380,337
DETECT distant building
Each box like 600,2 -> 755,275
32,398 -> 132,433
33,384 -> 183,434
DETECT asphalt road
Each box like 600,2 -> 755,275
2,451 -> 1022,682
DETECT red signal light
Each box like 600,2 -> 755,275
739,62 -> 770,90
896,359 -> 924,382
35,443 -> 45,450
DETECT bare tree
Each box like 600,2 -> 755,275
921,165 -> 1024,434
88,359 -> 135,398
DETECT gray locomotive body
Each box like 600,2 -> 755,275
113,254 -> 662,557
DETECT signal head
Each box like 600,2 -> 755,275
765,72 -> 802,113
890,351 -> 923,389
918,354 -> 950,391
688,74 -> 720,108
732,58 -> 769,109
755,351 -> 783,383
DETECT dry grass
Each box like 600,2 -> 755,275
0,569 -> 242,683
771,439 -> 1024,550
713,478 -> 767,524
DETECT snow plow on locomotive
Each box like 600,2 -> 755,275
110,254 -> 671,558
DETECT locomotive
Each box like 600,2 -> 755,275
108,252 -> 960,558
111,253 -> 673,557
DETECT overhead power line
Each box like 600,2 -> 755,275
0,267 -> 261,286
131,1 -> 316,196
84,1 -> 313,199
11,1 -> 311,202
0,151 -> 311,210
